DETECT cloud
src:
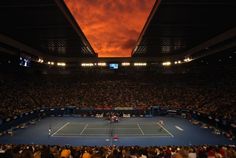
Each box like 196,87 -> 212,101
121,38 -> 137,50
64,0 -> 155,57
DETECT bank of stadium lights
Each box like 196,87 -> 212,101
133,62 -> 147,66
174,58 -> 193,65
97,62 -> 107,67
184,57 -> 192,62
57,62 -> 66,67
47,61 -> 54,65
37,58 -> 44,63
162,61 -> 171,66
81,63 -> 94,67
81,63 -> 106,67
174,60 -> 182,64
121,62 -> 130,66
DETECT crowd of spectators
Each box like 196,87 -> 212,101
0,72 -> 235,120
0,66 -> 235,157
0,144 -> 236,158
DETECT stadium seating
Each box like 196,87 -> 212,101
0,144 -> 235,158
0,72 -> 235,121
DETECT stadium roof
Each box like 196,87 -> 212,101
0,0 -> 97,59
132,0 -> 236,61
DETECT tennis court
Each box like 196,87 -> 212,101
51,120 -> 173,138
0,117 -> 234,146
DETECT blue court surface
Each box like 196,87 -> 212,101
0,117 -> 235,146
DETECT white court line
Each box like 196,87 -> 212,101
175,125 -> 184,131
86,127 -> 140,129
157,123 -> 174,137
52,134 -> 172,138
80,124 -> 88,135
51,122 -> 70,136
137,123 -> 144,135
54,133 -> 170,136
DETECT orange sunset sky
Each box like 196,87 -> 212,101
64,0 -> 156,57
